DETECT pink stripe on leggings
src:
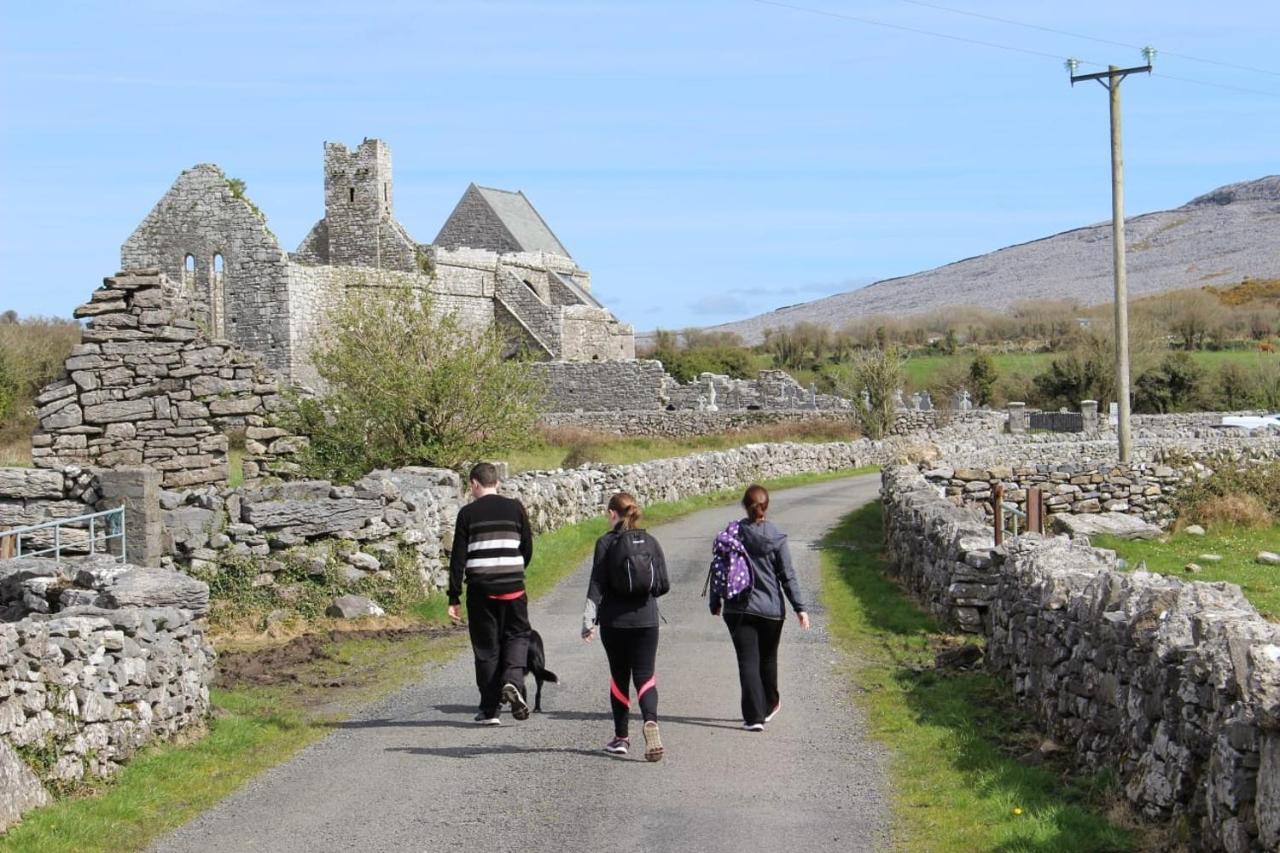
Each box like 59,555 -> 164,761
636,675 -> 657,698
610,678 -> 631,707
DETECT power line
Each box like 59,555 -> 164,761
889,0 -> 1280,79
749,0 -> 1099,65
750,0 -> 1280,99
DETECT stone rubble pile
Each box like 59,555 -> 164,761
0,557 -> 213,828
882,465 -> 1280,851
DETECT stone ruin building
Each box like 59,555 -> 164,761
120,138 -> 635,387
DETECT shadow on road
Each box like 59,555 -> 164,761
386,745 -> 609,760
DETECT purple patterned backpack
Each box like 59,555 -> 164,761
702,521 -> 753,602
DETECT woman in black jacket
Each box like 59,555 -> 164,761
710,484 -> 810,731
582,492 -> 668,760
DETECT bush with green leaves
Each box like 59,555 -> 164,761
285,288 -> 542,482
835,345 -> 906,440
967,352 -> 998,406
1134,352 -> 1206,413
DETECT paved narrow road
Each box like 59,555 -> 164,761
156,475 -> 889,853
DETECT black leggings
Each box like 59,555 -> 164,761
725,613 -> 783,725
600,625 -> 658,737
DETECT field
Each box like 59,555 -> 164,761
1095,524 -> 1280,621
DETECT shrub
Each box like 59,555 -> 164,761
1173,459 -> 1280,528
967,352 -> 998,406
285,288 -> 542,482
1134,352 -> 1206,413
835,345 -> 906,440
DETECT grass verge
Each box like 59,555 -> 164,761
1095,524 -> 1280,621
0,628 -> 467,853
3,464 -> 878,852
506,421 -> 860,472
820,501 -> 1145,852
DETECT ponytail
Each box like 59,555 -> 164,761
742,484 -> 769,523
608,491 -> 643,530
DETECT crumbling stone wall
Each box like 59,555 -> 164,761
31,271 -> 303,487
0,557 -> 213,827
0,469 -> 98,555
881,465 -> 1280,850
120,164 -> 294,376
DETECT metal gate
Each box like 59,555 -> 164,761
1028,411 -> 1084,433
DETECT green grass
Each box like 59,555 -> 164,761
0,630 -> 467,853
3,464 -> 878,852
1095,524 -> 1280,621
226,446 -> 245,489
899,348 -> 1277,394
821,501 -> 1140,852
505,425 -> 860,473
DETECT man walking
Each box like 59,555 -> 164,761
448,463 -> 535,725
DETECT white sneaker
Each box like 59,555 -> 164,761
765,698 -> 782,723
473,712 -> 502,726
742,722 -> 764,732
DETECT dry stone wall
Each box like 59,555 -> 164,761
881,465 -> 1280,851
0,557 -> 213,827
31,271 -> 304,488
922,461 -> 1189,526
156,440 -> 879,594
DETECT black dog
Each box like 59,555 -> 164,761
526,629 -> 559,712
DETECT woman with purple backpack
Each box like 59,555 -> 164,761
708,484 -> 810,731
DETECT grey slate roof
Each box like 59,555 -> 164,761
434,183 -> 571,257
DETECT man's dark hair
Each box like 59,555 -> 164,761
469,462 -> 499,488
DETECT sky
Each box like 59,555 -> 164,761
1,1 -> 1277,331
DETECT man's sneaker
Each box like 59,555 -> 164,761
473,712 -> 502,726
742,722 -> 765,732
765,698 -> 782,723
503,683 -> 531,721
642,721 -> 664,762
604,736 -> 629,755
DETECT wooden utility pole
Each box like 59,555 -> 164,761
1069,51 -> 1153,463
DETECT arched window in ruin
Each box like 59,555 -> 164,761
210,253 -> 226,339
181,253 -> 197,301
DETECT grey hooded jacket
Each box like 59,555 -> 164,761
712,518 -> 806,620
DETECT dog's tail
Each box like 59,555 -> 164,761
540,668 -> 560,684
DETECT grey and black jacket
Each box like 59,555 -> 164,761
713,518 -> 805,620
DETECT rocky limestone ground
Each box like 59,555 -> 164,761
694,176 -> 1280,343
152,475 -> 890,853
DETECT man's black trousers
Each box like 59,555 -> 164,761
466,588 -> 531,715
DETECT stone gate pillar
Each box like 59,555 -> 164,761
1007,402 -> 1027,434
1080,400 -> 1099,432
95,467 -> 162,566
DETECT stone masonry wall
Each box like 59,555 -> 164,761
156,440 -> 879,595
32,271 -> 303,487
0,557 -> 213,827
921,461 -> 1188,526
880,466 -> 1280,851
120,164 -> 294,377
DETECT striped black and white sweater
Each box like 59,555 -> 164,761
447,493 -> 534,605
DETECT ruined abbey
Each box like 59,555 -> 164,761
120,138 -> 636,386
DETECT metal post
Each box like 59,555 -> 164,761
993,482 -> 1005,546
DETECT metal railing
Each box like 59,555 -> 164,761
0,506 -> 126,564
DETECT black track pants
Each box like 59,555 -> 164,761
466,589 -> 531,715
725,613 -> 783,725
600,625 -> 659,738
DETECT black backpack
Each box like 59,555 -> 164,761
605,528 -> 669,599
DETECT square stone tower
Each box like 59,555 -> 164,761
324,139 -> 396,267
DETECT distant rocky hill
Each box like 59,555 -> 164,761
695,176 -> 1280,344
